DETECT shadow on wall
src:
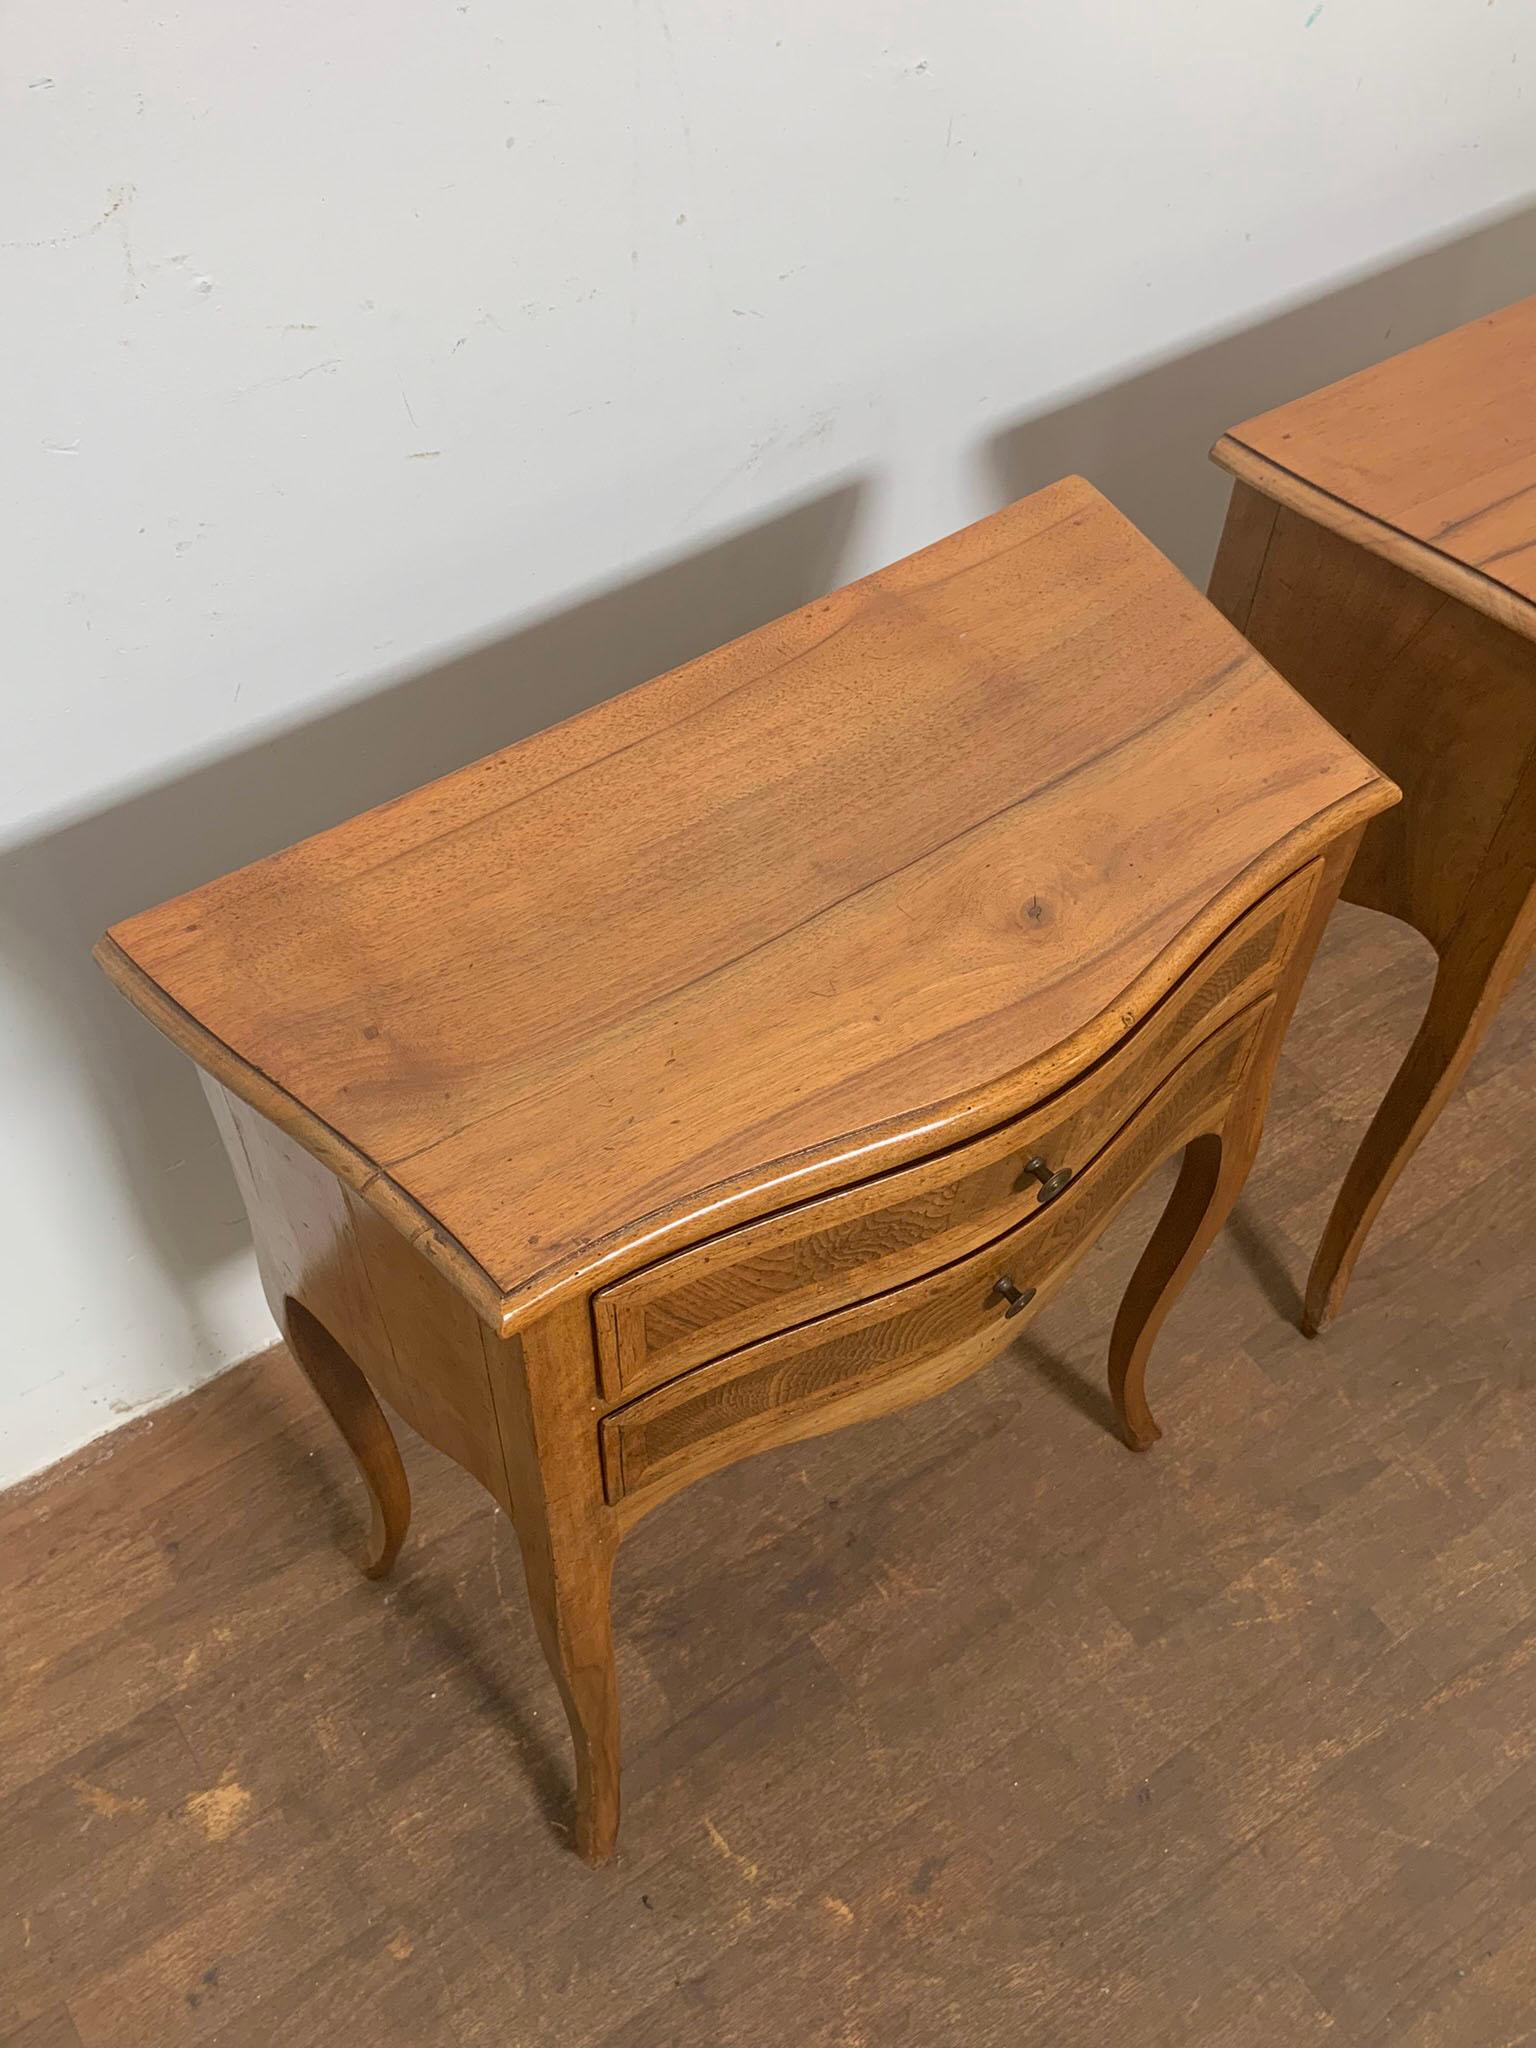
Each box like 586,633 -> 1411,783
988,197 -> 1536,585
0,481 -> 864,1330
6,193 -> 1536,1357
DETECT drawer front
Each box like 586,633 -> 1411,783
594,861 -> 1318,1398
601,997 -> 1270,1506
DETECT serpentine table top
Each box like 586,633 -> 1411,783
99,476 -> 1390,1341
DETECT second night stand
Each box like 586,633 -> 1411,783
1212,296 -> 1536,1333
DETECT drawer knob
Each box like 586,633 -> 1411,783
1020,1155 -> 1073,1203
992,1275 -> 1037,1317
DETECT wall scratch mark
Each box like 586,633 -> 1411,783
1,182 -> 135,254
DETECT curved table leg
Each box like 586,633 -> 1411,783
281,1297 -> 412,1579
512,1530 -> 621,1864
1108,1082 -> 1267,1452
1107,831 -> 1362,1450
1303,912 -> 1535,1335
1108,1131 -> 1225,1449
497,1303 -> 622,1865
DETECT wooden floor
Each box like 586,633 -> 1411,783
4,900 -> 1535,2048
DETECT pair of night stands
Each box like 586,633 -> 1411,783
99,299 -> 1536,1862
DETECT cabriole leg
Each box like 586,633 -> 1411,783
1107,1115 -> 1258,1451
492,1303 -> 622,1864
281,1296 -> 412,1579
1304,904 -> 1536,1333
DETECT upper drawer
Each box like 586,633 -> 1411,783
593,860 -> 1320,1398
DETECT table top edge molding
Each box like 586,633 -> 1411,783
1211,434 -> 1536,647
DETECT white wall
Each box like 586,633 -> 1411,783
3,0 -> 1534,1487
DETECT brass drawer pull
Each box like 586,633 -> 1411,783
1020,1155 -> 1073,1203
992,1276 -> 1037,1317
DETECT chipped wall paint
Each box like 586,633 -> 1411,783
1,0 -> 1534,1486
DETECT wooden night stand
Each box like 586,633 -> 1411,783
1211,296 -> 1536,1334
97,479 -> 1395,1863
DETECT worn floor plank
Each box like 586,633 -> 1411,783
2,902 -> 1534,2047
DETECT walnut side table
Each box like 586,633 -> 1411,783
97,479 -> 1394,1862
1211,296 -> 1536,1334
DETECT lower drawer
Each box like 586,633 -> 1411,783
600,995 -> 1269,1508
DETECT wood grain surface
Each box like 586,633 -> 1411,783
8,896 -> 1536,2048
98,478 -> 1392,1336
1216,293 -> 1536,634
